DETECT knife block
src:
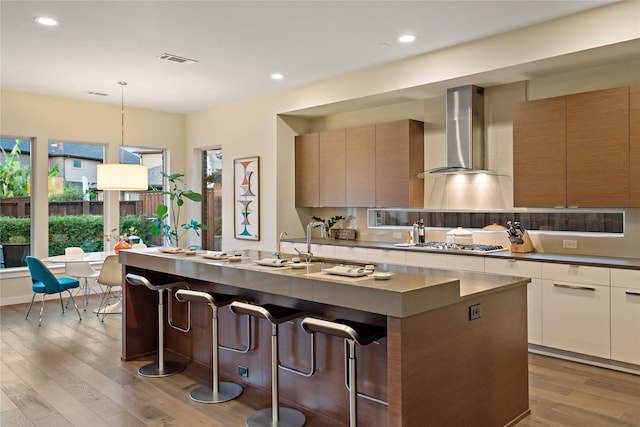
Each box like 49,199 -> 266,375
510,230 -> 534,253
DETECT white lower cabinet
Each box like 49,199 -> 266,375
405,252 -> 485,272
541,278 -> 610,359
485,259 -> 542,345
334,246 -> 368,262
367,248 -> 406,266
611,269 -> 640,365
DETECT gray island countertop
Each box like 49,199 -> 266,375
119,248 -> 530,318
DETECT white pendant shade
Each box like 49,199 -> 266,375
97,164 -> 148,191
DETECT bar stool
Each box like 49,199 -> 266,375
174,289 -> 248,403
229,301 -> 307,427
125,273 -> 188,377
301,318 -> 386,427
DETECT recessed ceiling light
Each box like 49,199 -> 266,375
398,34 -> 416,43
271,73 -> 285,80
35,17 -> 59,26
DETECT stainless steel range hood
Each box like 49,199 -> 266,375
419,85 -> 493,176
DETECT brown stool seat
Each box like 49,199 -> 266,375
230,301 -> 303,325
301,318 -> 385,346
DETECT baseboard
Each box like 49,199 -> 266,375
529,344 -> 640,376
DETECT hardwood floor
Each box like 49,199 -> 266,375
1,297 -> 639,426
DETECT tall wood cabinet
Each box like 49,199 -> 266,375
319,129 -> 346,206
513,85 -> 634,208
631,85 -> 640,206
513,96 -> 566,207
346,125 -> 376,206
295,119 -> 424,207
295,132 -> 320,207
375,119 -> 424,208
566,86 -> 630,207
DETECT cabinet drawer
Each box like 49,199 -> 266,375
542,263 -> 609,286
485,258 -> 542,278
541,280 -> 610,358
334,246 -> 368,262
310,244 -> 335,259
611,286 -> 640,364
405,252 -> 485,272
611,268 -> 640,290
367,248 -> 406,266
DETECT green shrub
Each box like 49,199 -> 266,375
48,215 -> 104,255
0,216 -> 30,244
1,214 -> 153,256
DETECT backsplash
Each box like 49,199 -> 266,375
306,207 -> 640,259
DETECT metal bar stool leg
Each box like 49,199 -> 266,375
126,274 -> 186,378
230,301 -> 306,427
347,340 -> 357,427
190,303 -> 243,403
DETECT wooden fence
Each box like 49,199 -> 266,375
0,189 -> 222,249
0,193 -> 163,218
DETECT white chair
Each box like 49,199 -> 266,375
64,247 -> 99,311
95,255 -> 123,321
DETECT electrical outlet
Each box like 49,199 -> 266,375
563,239 -> 578,249
392,231 -> 402,239
238,366 -> 249,377
469,304 -> 481,320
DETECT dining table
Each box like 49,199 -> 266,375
43,251 -> 121,314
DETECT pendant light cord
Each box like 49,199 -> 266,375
118,81 -> 127,164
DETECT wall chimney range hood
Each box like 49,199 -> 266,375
419,85 -> 495,177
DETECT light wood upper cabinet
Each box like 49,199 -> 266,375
631,85 -> 640,206
295,132 -> 319,207
346,125 -> 376,207
375,119 -> 424,208
319,129 -> 346,206
513,85 -> 634,208
567,86 -> 630,207
295,119 -> 424,208
513,96 -> 566,207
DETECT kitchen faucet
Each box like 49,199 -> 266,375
274,231 -> 287,259
295,221 -> 324,263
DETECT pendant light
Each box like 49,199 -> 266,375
97,81 -> 148,191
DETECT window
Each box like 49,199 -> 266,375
368,209 -> 624,234
203,148 -> 222,250
0,137 -> 32,268
48,140 -> 105,255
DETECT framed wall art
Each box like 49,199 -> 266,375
234,156 -> 260,240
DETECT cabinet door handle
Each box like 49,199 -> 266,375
625,291 -> 640,296
554,283 -> 596,292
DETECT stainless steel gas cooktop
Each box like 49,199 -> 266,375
414,242 -> 506,253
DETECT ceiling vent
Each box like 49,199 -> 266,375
86,91 -> 109,97
158,53 -> 198,64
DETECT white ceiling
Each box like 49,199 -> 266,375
0,1 -> 619,114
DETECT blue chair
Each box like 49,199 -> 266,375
26,256 -> 82,326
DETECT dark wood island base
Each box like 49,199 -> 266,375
119,249 -> 530,427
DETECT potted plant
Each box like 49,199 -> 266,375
148,172 -> 207,247
311,215 -> 345,238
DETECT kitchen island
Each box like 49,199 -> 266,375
119,248 -> 530,427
